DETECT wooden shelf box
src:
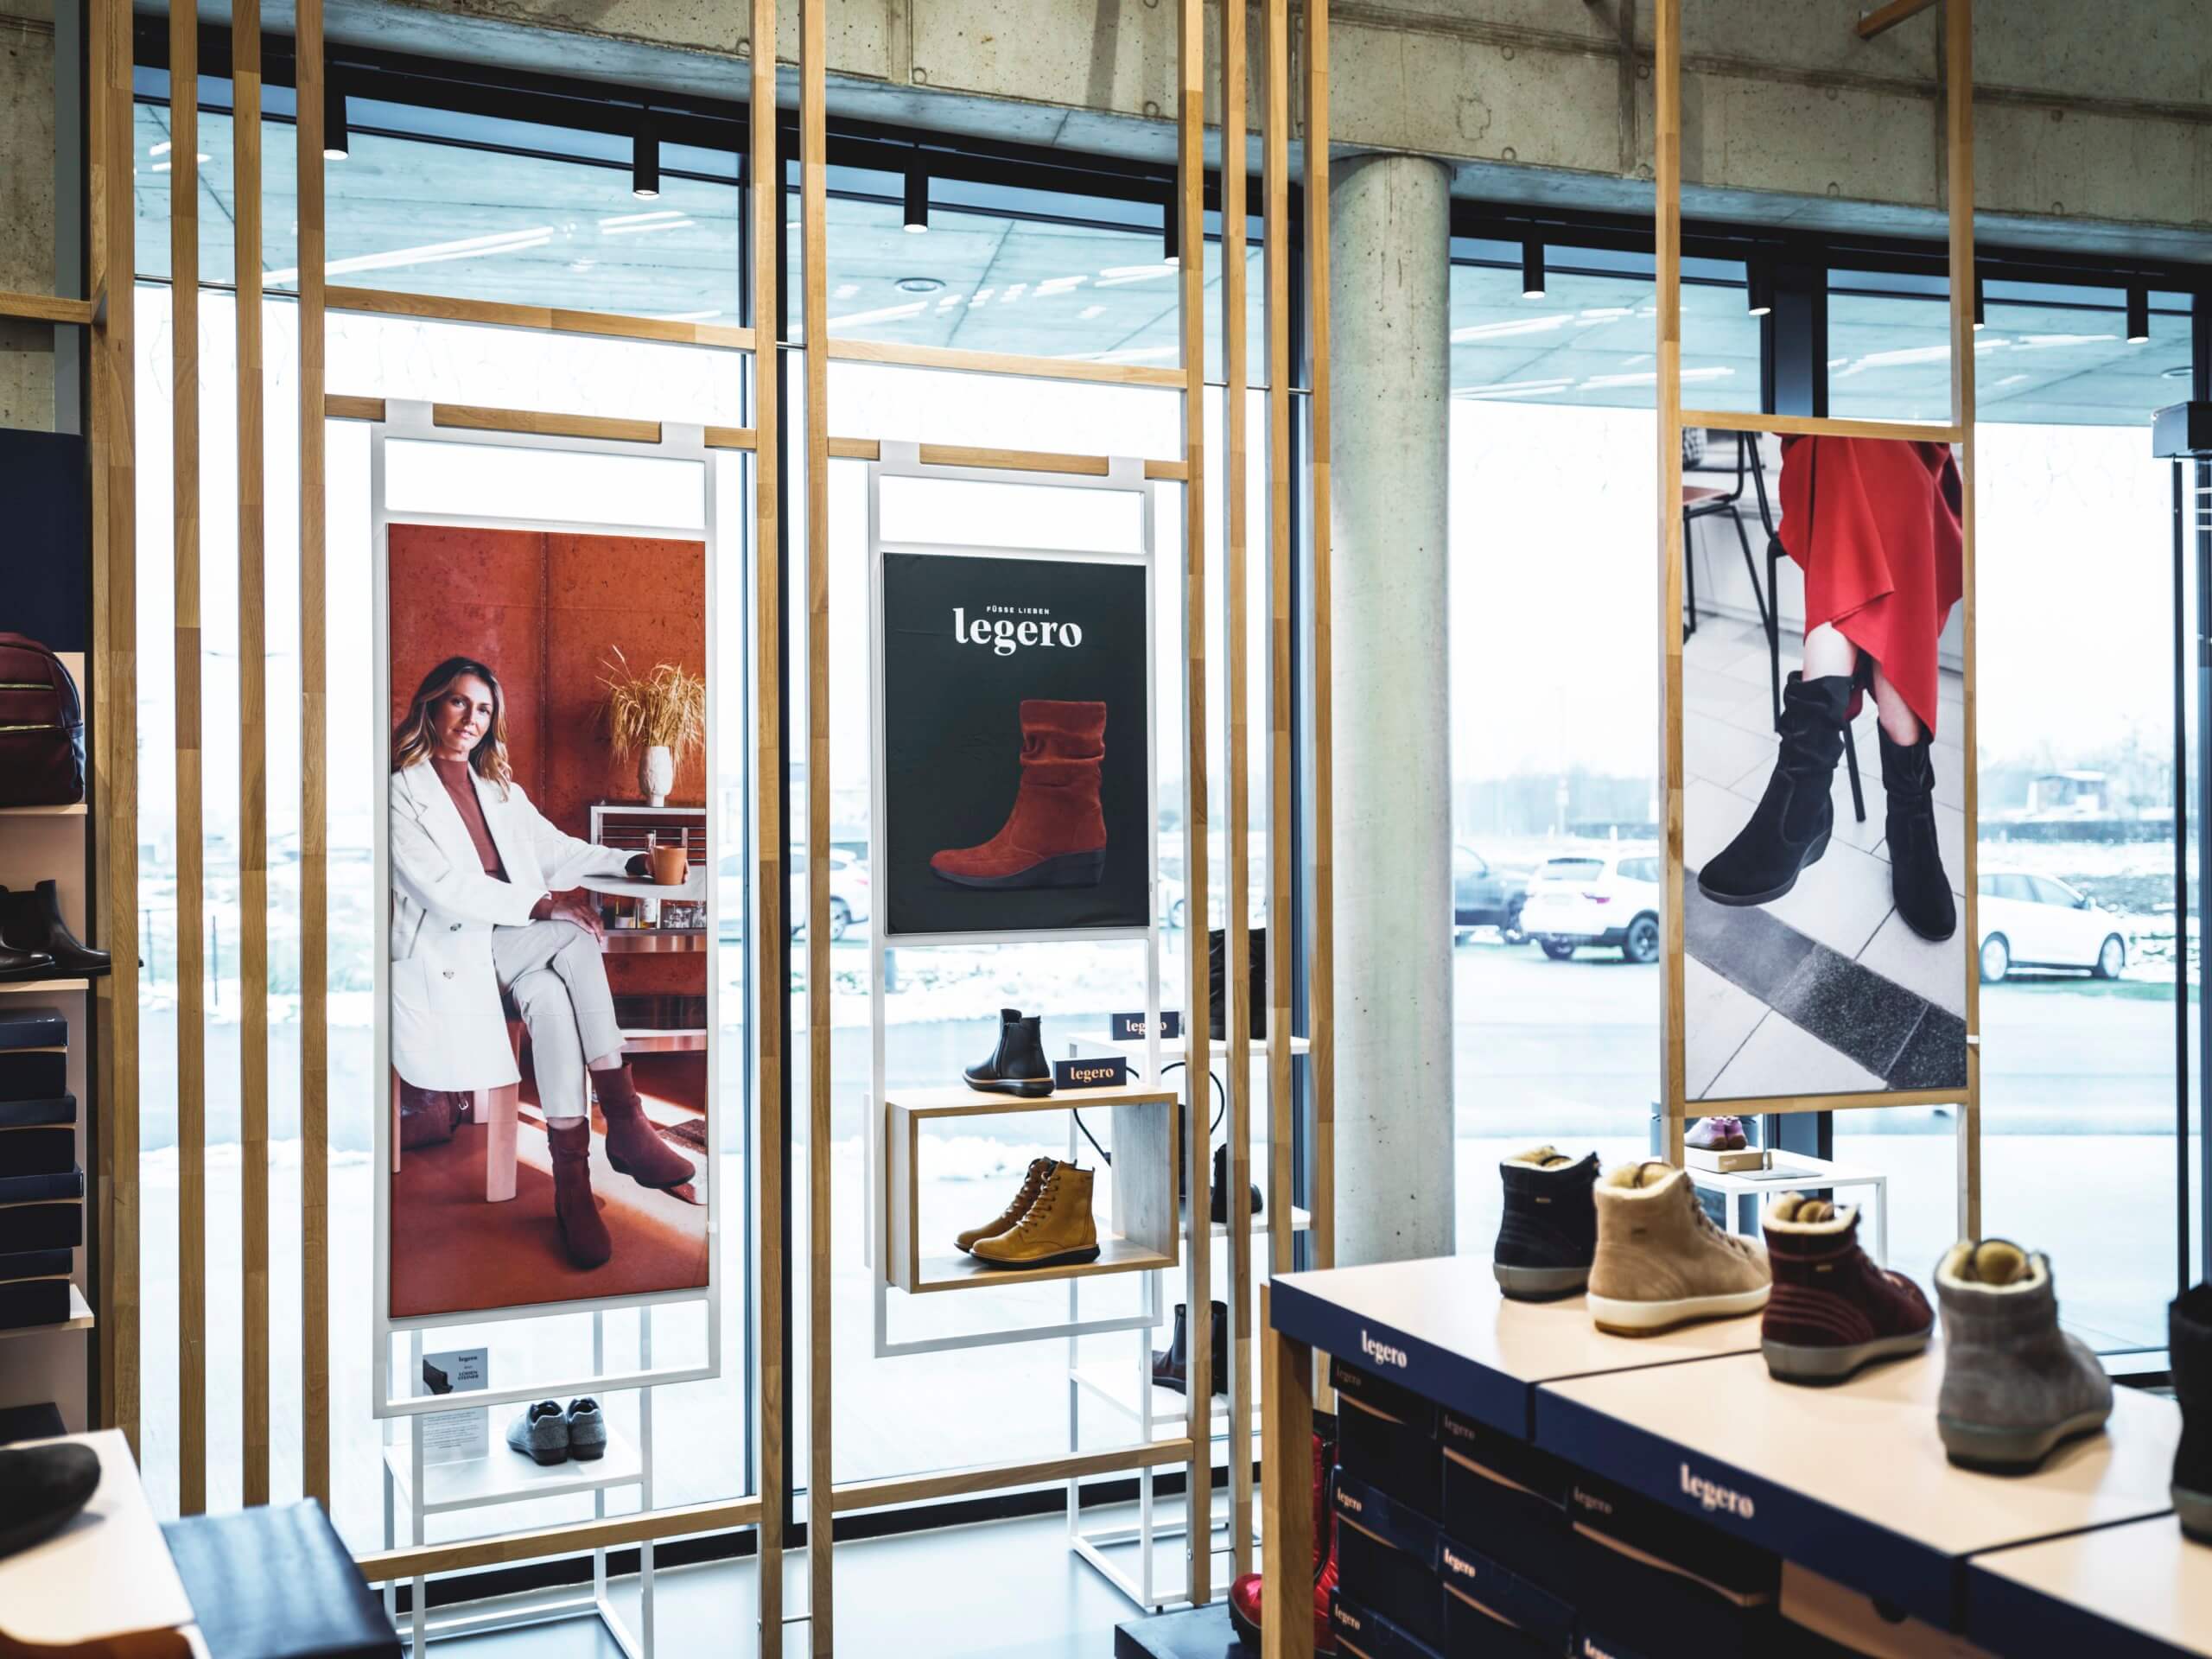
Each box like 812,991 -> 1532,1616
884,1083 -> 1179,1294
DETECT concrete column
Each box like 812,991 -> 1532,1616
1328,152 -> 1454,1267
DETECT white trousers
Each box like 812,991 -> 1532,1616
489,918 -> 625,1122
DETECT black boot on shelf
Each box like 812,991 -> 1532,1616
0,944 -> 56,985
1151,1300 -> 1230,1398
1878,727 -> 1958,943
1698,672 -> 1852,909
1210,1141 -> 1264,1227
2172,1282 -> 2212,1543
0,880 -> 111,977
963,1010 -> 1054,1098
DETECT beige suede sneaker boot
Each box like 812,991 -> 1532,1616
971,1161 -> 1102,1269
1586,1161 -> 1771,1335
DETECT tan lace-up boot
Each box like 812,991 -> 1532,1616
1586,1161 -> 1770,1335
971,1162 -> 1101,1269
956,1156 -> 1054,1254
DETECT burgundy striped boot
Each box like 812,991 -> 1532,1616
1760,1195 -> 1933,1384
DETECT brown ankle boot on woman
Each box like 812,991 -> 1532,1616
547,1120 -> 613,1268
592,1065 -> 697,1190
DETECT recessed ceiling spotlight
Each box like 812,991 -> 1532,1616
2162,365 -> 2193,380
895,276 -> 944,294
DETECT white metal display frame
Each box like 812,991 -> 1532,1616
1058,1032 -> 1312,1611
367,401 -> 722,1417
863,442 -> 1172,1360
382,1313 -> 658,1656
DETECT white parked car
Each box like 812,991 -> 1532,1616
716,849 -> 871,942
1976,868 -> 2130,983
1522,848 -> 1662,964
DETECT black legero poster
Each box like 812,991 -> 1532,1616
881,550 -> 1149,937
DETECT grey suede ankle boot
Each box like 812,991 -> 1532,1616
1934,1239 -> 2112,1473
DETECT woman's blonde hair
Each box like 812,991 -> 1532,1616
392,656 -> 514,796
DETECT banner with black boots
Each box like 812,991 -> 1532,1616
880,550 -> 1149,938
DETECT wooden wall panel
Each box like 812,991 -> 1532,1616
91,0 -> 141,1456
169,0 -> 207,1518
233,0 -> 270,1510
1303,0 -> 1335,1279
1176,0 -> 1213,1607
296,0 -> 330,1509
1948,0 -> 1981,1238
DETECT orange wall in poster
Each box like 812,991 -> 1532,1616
387,523 -> 708,996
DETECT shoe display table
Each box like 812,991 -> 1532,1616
1967,1513 -> 2212,1658
1209,1255 -> 2196,1659
0,1429 -> 399,1658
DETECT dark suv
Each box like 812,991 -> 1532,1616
1452,844 -> 1529,944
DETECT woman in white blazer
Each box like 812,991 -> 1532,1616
390,656 -> 696,1268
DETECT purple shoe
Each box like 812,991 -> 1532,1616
1688,1116 -> 1747,1152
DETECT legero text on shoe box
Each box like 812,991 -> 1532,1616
1333,1357 -> 1443,1515
1567,1469 -> 1782,1659
1440,1405 -> 1575,1594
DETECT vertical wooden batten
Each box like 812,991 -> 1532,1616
1656,0 -> 1688,1170
91,0 -> 141,1456
1302,0 -> 1334,1274
1175,0 -> 1212,1606
1263,0 -> 1294,1299
1947,0 -> 1981,1238
800,0 -> 835,1645
749,3 -> 785,1652
295,0 -> 330,1509
232,0 -> 270,1510
1222,0 -> 1255,1586
170,0 -> 208,1517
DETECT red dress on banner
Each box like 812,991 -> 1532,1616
1776,435 -> 1962,738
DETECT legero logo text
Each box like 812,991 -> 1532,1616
953,605 -> 1084,657
1359,1330 -> 1408,1370
1681,1463 -> 1755,1518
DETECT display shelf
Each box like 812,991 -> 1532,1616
0,1431 -> 194,1647
385,1427 -> 641,1516
0,977 -> 90,995
1268,1255 -> 1762,1438
1685,1149 -> 1889,1263
1111,1599 -> 1238,1659
580,871 -> 704,902
601,930 -> 706,955
886,1083 -> 1179,1294
1968,1513 -> 2212,1659
0,1282 -> 94,1338
0,802 -> 88,817
1071,1030 -> 1312,1060
903,1235 -> 1174,1294
620,1028 -> 707,1053
1189,1199 -> 1310,1240
1071,1362 -> 1256,1436
1536,1344 -> 2183,1631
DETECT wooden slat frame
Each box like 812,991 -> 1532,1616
92,0 -> 141,1459
800,0 -> 836,1646
1176,0 -> 1213,1609
170,0 -> 208,1518
1259,1284 -> 1313,1659
824,334 -> 1184,390
325,284 -> 755,350
1222,0 -> 1255,1588
1948,0 -> 1981,1238
296,0 -> 330,1509
1658,0 -> 1980,1215
1858,0 -> 1942,40
750,1 -> 786,1651
1262,0 -> 1294,1316
0,289 -> 98,325
1304,0 -> 1336,1280
233,0 -> 270,1510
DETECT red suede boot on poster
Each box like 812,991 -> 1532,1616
930,699 -> 1109,890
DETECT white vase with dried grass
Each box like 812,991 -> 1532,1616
600,648 -> 706,808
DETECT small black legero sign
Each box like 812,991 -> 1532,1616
1109,1010 -> 1183,1043
1053,1056 -> 1128,1090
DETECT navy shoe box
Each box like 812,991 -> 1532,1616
1567,1525 -> 1781,1659
0,1199 -> 82,1253
0,1007 -> 67,1103
1332,1596 -> 1443,1659
1440,1406 -> 1576,1596
1333,1357 -> 1444,1516
1336,1476 -> 1446,1650
0,1094 -> 77,1178
0,1275 -> 72,1327
1439,1534 -> 1575,1656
